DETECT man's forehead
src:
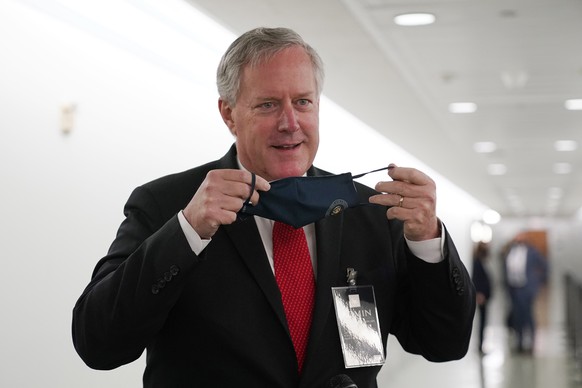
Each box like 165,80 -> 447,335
239,71 -> 317,100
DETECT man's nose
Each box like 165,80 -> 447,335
278,103 -> 300,132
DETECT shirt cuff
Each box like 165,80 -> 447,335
177,210 -> 211,255
404,220 -> 445,263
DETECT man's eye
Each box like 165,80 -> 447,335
297,99 -> 310,106
260,102 -> 274,109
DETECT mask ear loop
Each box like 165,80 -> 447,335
351,166 -> 395,209
352,166 -> 390,179
240,172 -> 256,212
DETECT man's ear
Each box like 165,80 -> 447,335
218,99 -> 236,135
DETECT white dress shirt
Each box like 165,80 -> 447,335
177,210 -> 444,278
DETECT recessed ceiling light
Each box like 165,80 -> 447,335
394,13 -> 436,26
505,191 -> 519,203
483,209 -> 501,225
473,141 -> 497,153
488,163 -> 507,175
548,187 -> 563,199
449,102 -> 477,113
553,162 -> 572,174
565,99 -> 582,110
554,140 -> 578,151
500,70 -> 528,89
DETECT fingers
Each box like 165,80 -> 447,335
373,164 -> 435,199
369,164 -> 439,240
247,174 -> 271,205
183,169 -> 271,239
254,174 -> 271,192
369,165 -> 435,208
216,170 -> 270,205
387,164 -> 433,185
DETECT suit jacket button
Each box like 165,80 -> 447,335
151,284 -> 160,295
164,271 -> 172,282
170,265 -> 180,276
157,279 -> 166,288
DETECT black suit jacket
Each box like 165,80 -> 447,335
73,145 -> 475,388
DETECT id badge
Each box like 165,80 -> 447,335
331,285 -> 385,368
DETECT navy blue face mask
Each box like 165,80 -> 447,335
238,167 -> 388,228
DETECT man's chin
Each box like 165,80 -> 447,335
267,165 -> 309,181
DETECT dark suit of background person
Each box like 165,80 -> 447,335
72,27 -> 476,388
503,233 -> 548,354
471,242 -> 492,355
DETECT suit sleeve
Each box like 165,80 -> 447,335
390,225 -> 476,361
72,186 -> 197,370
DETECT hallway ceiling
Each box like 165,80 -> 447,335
187,0 -> 582,218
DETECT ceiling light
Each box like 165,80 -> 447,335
565,99 -> 582,110
553,162 -> 572,174
394,13 -> 436,26
500,70 -> 528,89
504,190 -> 524,213
548,187 -> 563,199
554,140 -> 578,151
483,209 -> 501,225
473,141 -> 497,153
487,163 -> 507,175
449,102 -> 477,113
506,193 -> 520,205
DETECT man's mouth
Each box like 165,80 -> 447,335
273,143 -> 301,150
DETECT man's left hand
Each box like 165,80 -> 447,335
369,164 -> 439,241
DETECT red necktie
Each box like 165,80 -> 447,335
272,221 -> 315,374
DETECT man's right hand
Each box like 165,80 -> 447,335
183,169 -> 270,239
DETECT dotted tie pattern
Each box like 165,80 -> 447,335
272,221 -> 316,374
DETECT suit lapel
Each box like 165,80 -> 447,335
222,159 -> 345,380
302,212 -> 344,381
223,219 -> 289,331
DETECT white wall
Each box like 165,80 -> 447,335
0,1 -> 488,387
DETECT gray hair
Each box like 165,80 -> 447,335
217,27 -> 325,106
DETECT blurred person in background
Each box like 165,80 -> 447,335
503,233 -> 548,354
471,241 -> 492,355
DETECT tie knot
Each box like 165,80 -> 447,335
273,221 -> 304,242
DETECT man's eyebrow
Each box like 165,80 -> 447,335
253,91 -> 316,102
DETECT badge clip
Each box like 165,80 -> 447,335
346,267 -> 358,286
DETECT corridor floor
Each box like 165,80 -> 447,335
377,266 -> 577,388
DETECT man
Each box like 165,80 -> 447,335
72,27 -> 475,387
504,233 -> 548,354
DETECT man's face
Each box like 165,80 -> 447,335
219,46 -> 320,181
